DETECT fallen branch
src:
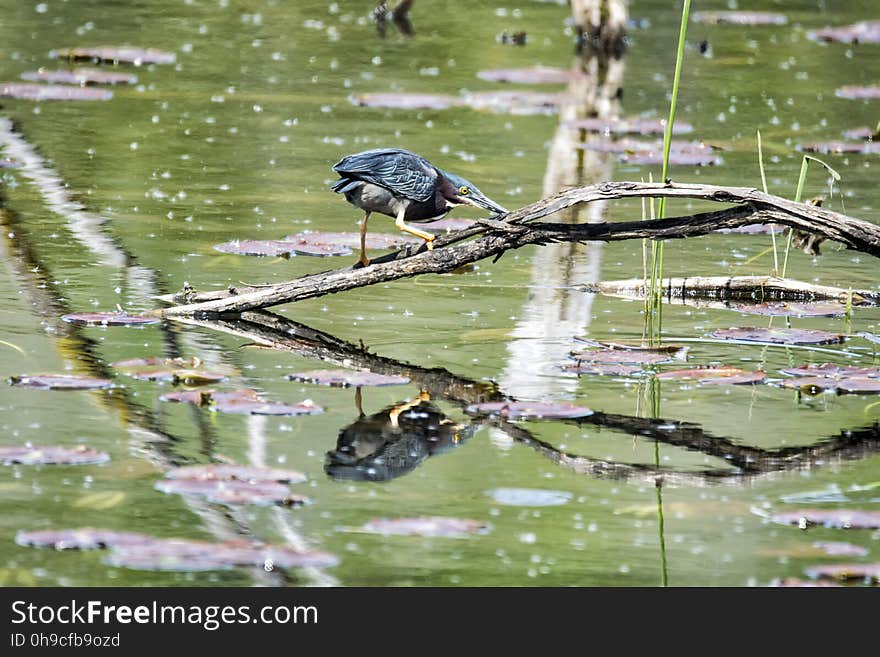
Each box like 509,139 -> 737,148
156,181 -> 880,317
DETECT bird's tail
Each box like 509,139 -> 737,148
331,177 -> 359,194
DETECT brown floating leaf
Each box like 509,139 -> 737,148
568,349 -> 672,365
0,445 -> 110,466
780,363 -> 880,378
734,302 -> 850,317
213,239 -> 351,257
805,563 -> 880,583
420,218 -> 477,233
842,126 -> 878,140
286,369 -> 410,387
15,528 -> 155,550
359,517 -> 489,537
808,20 -> 880,44
621,150 -> 722,166
284,231 -> 419,249
49,46 -> 177,65
0,82 -> 113,101
212,398 -> 324,416
713,223 -> 786,235
464,90 -> 570,115
159,388 -> 259,405
476,66 -> 590,84
562,363 -> 644,376
812,541 -> 870,557
164,464 -> 307,484
779,376 -> 845,393
61,312 -> 159,326
573,337 -> 687,353
578,138 -> 722,166
710,327 -> 846,345
351,92 -> 465,110
104,539 -> 338,571
465,401 -> 593,419
656,367 -> 766,385
836,86 -> 880,100
9,374 -> 115,390
562,117 -> 693,135
837,378 -> 880,394
692,11 -> 788,25
129,369 -> 227,385
798,140 -> 880,154
155,478 -> 309,507
20,68 -> 138,85
771,509 -> 880,530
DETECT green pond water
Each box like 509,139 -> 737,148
0,0 -> 878,587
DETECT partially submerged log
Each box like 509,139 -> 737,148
156,181 -> 880,317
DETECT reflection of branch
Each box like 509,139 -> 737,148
165,311 -> 880,485
157,182 -> 880,316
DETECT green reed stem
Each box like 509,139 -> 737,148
756,130 -> 778,275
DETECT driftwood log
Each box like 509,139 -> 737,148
155,181 -> 880,317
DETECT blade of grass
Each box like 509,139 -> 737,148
756,129 -> 779,274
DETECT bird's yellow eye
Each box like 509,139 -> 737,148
459,186 -> 470,195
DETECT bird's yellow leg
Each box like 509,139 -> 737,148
359,212 -> 371,266
395,209 -> 435,250
388,389 -> 431,428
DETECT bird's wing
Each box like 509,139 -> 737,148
332,149 -> 437,202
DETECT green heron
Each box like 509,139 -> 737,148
331,147 -> 508,266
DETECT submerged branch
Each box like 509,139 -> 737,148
156,181 -> 880,316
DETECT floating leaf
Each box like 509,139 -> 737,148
420,218 -> 476,233
568,349 -> 672,365
812,541 -> 869,557
0,82 -> 112,101
286,369 -> 410,387
112,356 -> 199,369
710,327 -> 846,345
573,337 -> 687,353
212,398 -> 324,416
20,68 -> 138,85
61,312 -> 159,326
713,223 -> 786,235
656,367 -> 766,385
578,138 -> 722,166
155,478 -> 309,507
770,509 -> 880,529
129,369 -> 228,385
797,140 -> 880,154
842,126 -> 878,140
562,117 -> 693,135
49,46 -> 177,65
835,86 -> 880,100
775,376 -> 880,394
805,563 -> 880,583
359,517 -> 489,537
15,528 -> 154,550
771,578 -> 841,587
164,464 -> 307,484
476,66 -> 589,84
465,401 -> 593,420
0,445 -> 109,466
808,21 -> 880,45
213,239 -> 351,257
734,302 -> 850,317
159,388 -> 259,405
837,378 -> 880,394
464,90 -> 570,115
351,92 -> 465,110
562,363 -> 644,376
691,11 -> 788,25
487,488 -> 573,507
9,374 -> 114,390
284,231 -> 419,249
781,363 -> 880,378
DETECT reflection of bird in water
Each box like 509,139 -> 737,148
325,391 -> 473,482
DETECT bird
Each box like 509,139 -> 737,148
331,147 -> 508,266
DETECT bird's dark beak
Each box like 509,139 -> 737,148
462,192 -> 508,215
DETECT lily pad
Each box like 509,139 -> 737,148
770,509 -> 880,529
112,356 -> 198,369
573,337 -> 687,353
359,517 -> 489,537
159,389 -> 259,405
734,302 -> 850,317
0,445 -> 109,466
808,21 -> 880,44
476,66 -> 590,84
842,126 -> 878,140
164,464 -> 307,484
15,528 -> 154,550
691,11 -> 788,26
781,363 -> 879,378
155,478 -> 309,507
0,82 -> 113,101
286,369 -> 410,387
562,117 -> 693,135
709,327 -> 846,345
9,374 -> 115,390
464,90 -> 570,115
20,68 -> 138,85
61,312 -> 160,326
779,376 -> 846,393
562,363 -> 644,376
49,46 -> 177,65
465,401 -> 593,420
284,231 -> 419,249
568,349 -> 672,365
798,140 -> 880,154
351,92 -> 465,110
212,398 -> 324,416
805,563 -> 880,583
812,541 -> 869,557
129,369 -> 228,385
837,378 -> 880,394
420,218 -> 476,233
713,223 -> 785,235
487,487 -> 573,507
656,367 -> 765,385
621,150 -> 722,166
836,86 -> 880,100
213,239 -> 351,257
